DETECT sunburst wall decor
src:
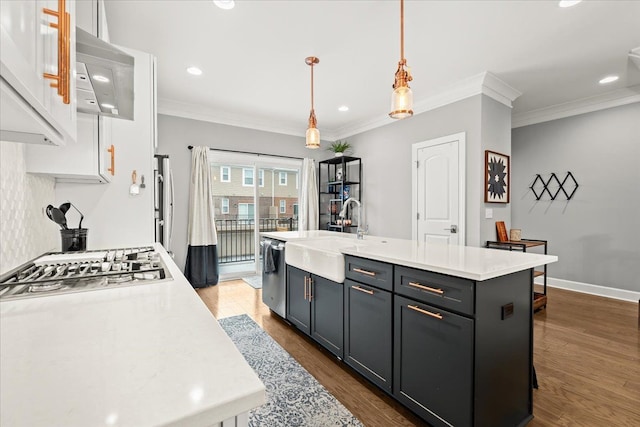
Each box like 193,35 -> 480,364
485,150 -> 510,203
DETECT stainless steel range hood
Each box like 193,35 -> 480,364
76,27 -> 134,120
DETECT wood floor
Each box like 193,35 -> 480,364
197,282 -> 640,427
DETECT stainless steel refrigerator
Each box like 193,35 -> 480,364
154,155 -> 174,254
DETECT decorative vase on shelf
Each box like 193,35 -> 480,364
335,152 -> 344,157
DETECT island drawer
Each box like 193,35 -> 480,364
345,256 -> 393,291
394,266 -> 474,316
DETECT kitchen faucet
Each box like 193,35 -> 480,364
339,197 -> 366,239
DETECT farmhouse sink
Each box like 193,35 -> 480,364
285,237 -> 370,283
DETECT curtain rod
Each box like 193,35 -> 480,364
187,145 -> 304,161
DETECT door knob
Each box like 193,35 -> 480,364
443,225 -> 458,233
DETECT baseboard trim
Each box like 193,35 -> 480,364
534,277 -> 640,302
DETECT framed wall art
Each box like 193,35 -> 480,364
485,150 -> 510,203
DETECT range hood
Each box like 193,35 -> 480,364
76,27 -> 134,120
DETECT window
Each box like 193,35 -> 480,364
279,171 -> 287,186
279,200 -> 286,214
259,169 -> 264,187
293,204 -> 298,219
220,166 -> 230,182
243,168 -> 254,186
238,203 -> 255,220
221,198 -> 229,214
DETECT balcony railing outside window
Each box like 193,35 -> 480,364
215,218 -> 298,264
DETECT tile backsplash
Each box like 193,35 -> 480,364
0,141 -> 58,274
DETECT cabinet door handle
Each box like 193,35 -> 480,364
308,277 -> 313,301
352,285 -> 374,295
353,267 -> 376,277
408,305 -> 443,320
43,0 -> 71,104
303,276 -> 308,301
408,281 -> 444,294
107,145 -> 115,175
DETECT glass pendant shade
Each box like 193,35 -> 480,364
305,126 -> 320,149
390,85 -> 413,119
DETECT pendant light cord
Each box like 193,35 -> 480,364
400,0 -> 404,61
310,62 -> 315,111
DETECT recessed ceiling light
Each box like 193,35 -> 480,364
558,0 -> 582,7
93,75 -> 109,83
186,66 -> 203,76
599,75 -> 619,84
101,103 -> 115,109
338,105 -> 349,112
213,0 -> 235,10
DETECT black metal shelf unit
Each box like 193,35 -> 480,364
485,238 -> 549,311
318,156 -> 362,232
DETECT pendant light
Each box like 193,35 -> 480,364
305,56 -> 320,149
389,0 -> 413,119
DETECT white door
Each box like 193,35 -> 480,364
412,133 -> 465,245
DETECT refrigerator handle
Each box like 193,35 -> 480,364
168,167 -> 175,252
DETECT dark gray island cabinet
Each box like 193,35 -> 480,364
344,256 -> 394,392
347,256 -> 535,427
286,265 -> 344,359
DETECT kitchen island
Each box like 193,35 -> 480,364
0,244 -> 265,427
262,231 -> 557,427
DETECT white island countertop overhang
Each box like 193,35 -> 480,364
0,244 -> 265,427
261,231 -> 557,282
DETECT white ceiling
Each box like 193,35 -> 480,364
104,0 -> 640,139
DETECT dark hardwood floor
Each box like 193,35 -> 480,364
197,282 -> 640,426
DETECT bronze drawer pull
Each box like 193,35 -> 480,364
353,267 -> 376,277
308,276 -> 313,301
352,285 -> 374,295
408,281 -> 444,294
408,305 -> 443,320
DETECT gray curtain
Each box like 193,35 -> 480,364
184,146 -> 219,288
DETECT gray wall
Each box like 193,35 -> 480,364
157,114 -> 323,270
511,102 -> 640,292
346,94 -> 512,247
480,96 -> 513,242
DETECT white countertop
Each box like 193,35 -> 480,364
340,238 -> 557,281
260,230 -> 349,241
0,244 -> 265,427
263,231 -> 557,281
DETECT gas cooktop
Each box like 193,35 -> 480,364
0,246 -> 172,301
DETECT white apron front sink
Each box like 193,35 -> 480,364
285,237 -> 365,283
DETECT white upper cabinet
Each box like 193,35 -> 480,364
26,0 -> 113,183
0,0 -> 77,146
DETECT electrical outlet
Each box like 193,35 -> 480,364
485,208 -> 493,219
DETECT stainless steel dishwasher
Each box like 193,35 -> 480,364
261,238 -> 286,318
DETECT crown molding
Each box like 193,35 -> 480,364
512,85 -> 640,129
159,72 -> 520,142
157,98 -> 307,138
332,72 -> 521,140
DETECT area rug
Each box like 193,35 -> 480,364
218,314 -> 363,427
242,275 -> 262,289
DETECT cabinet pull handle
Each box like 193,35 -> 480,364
352,285 -> 374,295
308,277 -> 313,301
303,276 -> 308,301
408,281 -> 444,294
408,305 -> 443,320
43,0 -> 71,104
353,267 -> 376,277
107,145 -> 115,175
